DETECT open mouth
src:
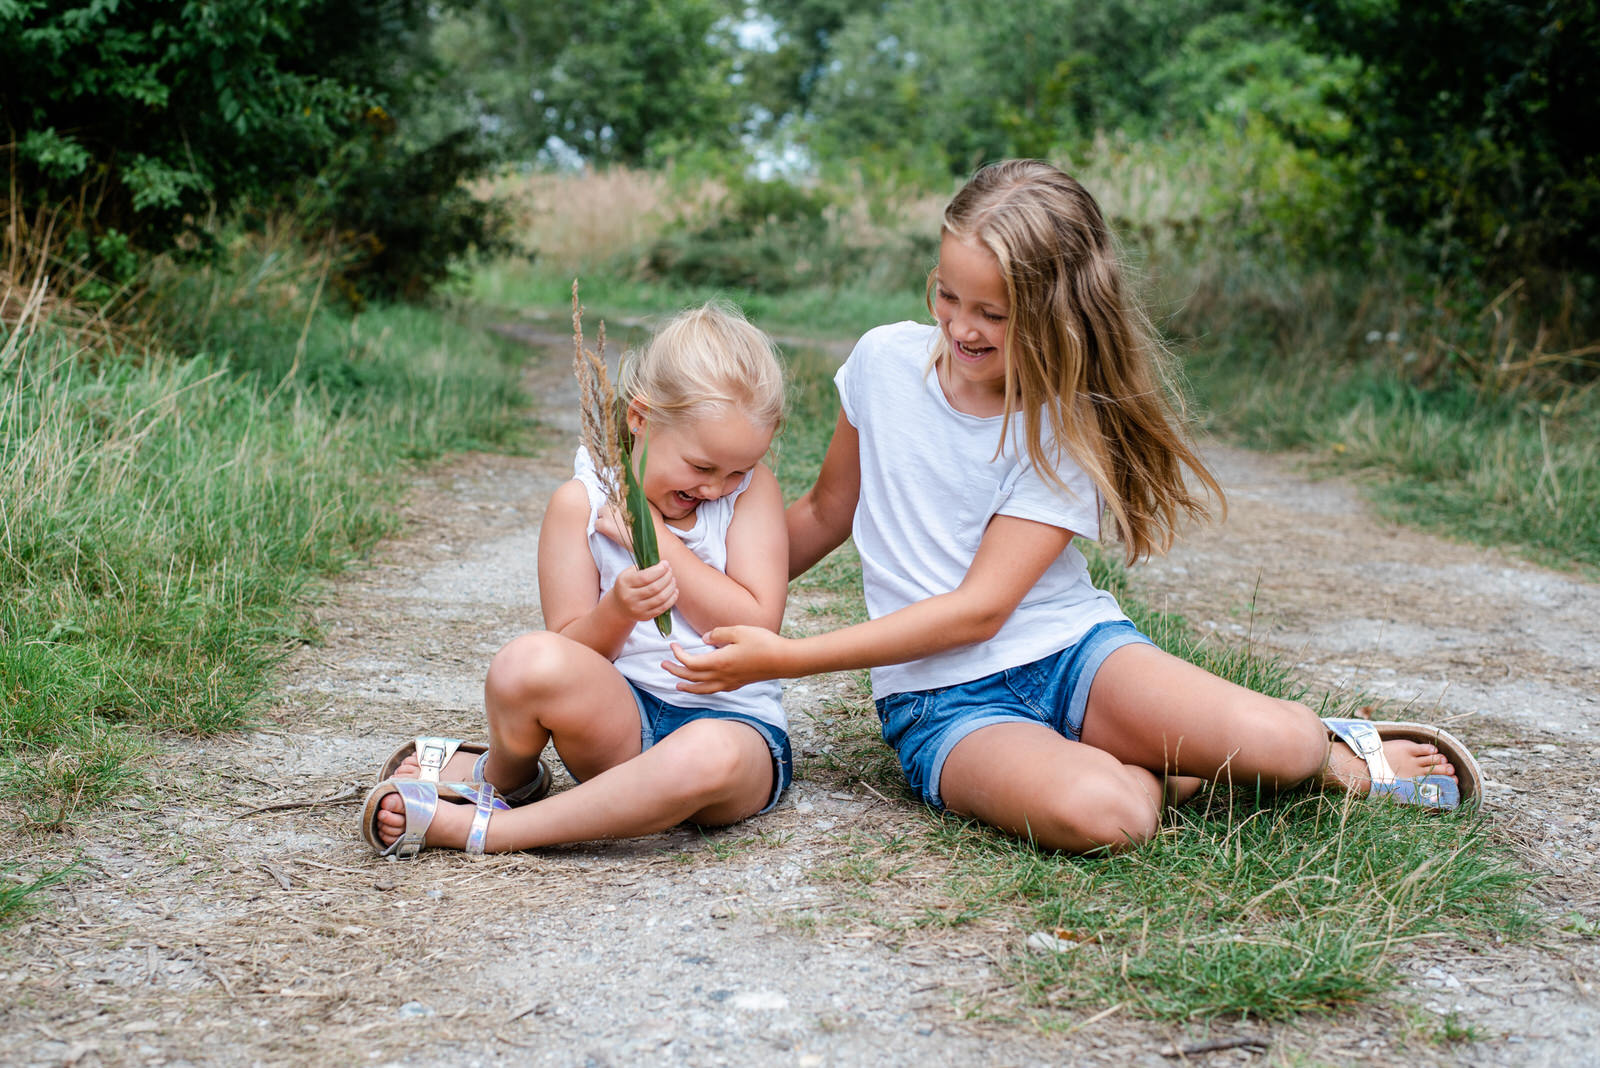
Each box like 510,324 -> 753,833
953,339 -> 994,362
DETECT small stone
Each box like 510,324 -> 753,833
1026,930 -> 1079,954
373,878 -> 396,892
397,1001 -> 434,1018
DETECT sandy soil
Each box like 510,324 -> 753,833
3,329 -> 1597,1067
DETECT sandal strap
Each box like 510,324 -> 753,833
383,780 -> 439,860
1371,776 -> 1458,810
471,751 -> 550,807
465,781 -> 499,856
411,737 -> 463,783
1324,717 -> 1399,786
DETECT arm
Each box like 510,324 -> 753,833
538,479 -> 674,661
649,462 -> 788,634
786,409 -> 860,580
665,514 -> 1074,692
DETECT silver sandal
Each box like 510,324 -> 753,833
376,736 -> 551,805
1324,717 -> 1483,810
360,778 -> 507,858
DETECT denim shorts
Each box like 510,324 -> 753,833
630,685 -> 793,815
874,620 -> 1152,810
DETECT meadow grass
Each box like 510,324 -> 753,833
773,346 -> 1530,1023
1,237 -> 531,855
1183,344 -> 1600,573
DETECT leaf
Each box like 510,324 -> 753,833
620,426 -> 671,637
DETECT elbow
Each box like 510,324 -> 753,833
955,606 -> 1008,646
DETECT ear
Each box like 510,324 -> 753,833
625,399 -> 648,435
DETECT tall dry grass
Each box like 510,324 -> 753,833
475,167 -> 726,274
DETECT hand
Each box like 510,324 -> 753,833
664,626 -> 789,693
593,504 -> 628,547
609,560 -> 676,623
594,501 -> 661,549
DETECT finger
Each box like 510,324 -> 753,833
668,641 -> 706,666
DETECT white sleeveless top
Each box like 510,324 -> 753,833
572,447 -> 785,728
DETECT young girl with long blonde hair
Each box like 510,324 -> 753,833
667,160 -> 1479,852
363,301 -> 791,856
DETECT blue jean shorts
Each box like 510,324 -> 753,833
875,620 -> 1153,810
630,685 -> 793,815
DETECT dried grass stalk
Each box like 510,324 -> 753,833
571,280 -> 670,635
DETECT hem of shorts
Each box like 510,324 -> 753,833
925,713 -> 1036,811
738,717 -> 792,815
1065,624 -> 1154,738
634,687 -> 790,815
869,621 -> 1130,703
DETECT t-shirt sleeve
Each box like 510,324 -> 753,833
834,334 -> 869,427
996,456 -> 1103,541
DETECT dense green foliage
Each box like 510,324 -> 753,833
434,0 -> 745,165
1292,0 -> 1600,280
1,0 -> 502,297
789,0 -> 1321,176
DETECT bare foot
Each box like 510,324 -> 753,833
1325,737 -> 1456,794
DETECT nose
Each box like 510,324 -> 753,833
951,307 -> 984,341
698,472 -> 739,500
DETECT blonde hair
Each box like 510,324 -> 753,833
621,300 -> 786,433
932,159 -> 1223,563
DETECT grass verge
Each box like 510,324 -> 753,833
1184,346 -> 1600,575
1,238 -> 531,854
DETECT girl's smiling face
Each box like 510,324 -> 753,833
631,402 -> 773,528
933,232 -> 1011,414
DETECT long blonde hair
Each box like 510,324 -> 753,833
620,300 -> 786,433
932,159 -> 1222,563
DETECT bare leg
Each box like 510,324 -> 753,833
380,630 -> 641,789
939,722 -> 1165,853
1079,643 -> 1455,794
370,631 -> 775,851
373,718 -> 774,851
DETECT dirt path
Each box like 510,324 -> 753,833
4,333 -> 1598,1066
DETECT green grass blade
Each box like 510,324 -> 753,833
622,433 -> 671,636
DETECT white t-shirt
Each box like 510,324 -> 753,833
837,321 -> 1128,699
573,447 -> 785,729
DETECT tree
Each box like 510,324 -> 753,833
1,0 -> 501,297
1291,0 -> 1600,277
437,0 -> 746,165
797,0 -> 1288,179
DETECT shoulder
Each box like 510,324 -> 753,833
544,478 -> 591,525
735,462 -> 781,505
841,321 -> 936,395
853,321 -> 936,360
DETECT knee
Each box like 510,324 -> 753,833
485,631 -> 569,709
1028,769 -> 1159,854
664,720 -> 751,796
